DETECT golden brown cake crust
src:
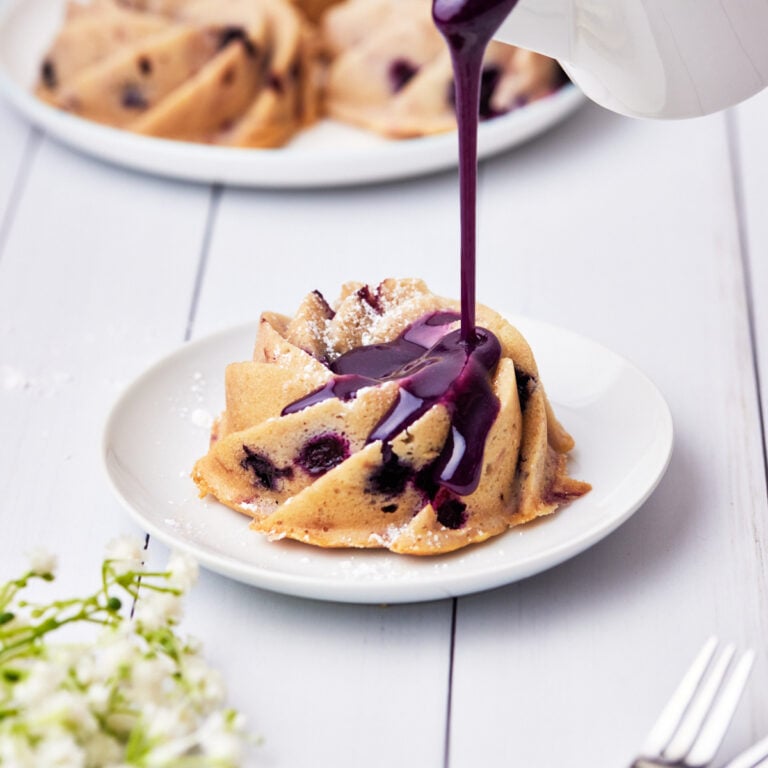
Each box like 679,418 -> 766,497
192,279 -> 590,555
37,0 -> 319,147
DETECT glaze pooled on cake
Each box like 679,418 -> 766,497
192,279 -> 589,555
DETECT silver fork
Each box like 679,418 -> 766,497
722,734 -> 768,768
631,637 -> 755,768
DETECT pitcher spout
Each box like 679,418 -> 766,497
495,0 -> 573,62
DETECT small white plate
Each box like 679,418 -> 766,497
102,318 -> 673,604
0,0 -> 585,188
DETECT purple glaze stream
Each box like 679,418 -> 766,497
281,0 -> 522,502
432,0 -> 520,342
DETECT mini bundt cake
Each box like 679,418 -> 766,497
321,0 -> 566,137
192,279 -> 589,555
36,0 -> 318,147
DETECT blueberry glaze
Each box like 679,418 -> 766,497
284,311 -> 501,497
432,0 -> 520,342
448,65 -> 504,120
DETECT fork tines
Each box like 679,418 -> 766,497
638,636 -> 755,768
724,734 -> 768,768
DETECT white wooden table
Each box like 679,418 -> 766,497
1,85 -> 767,768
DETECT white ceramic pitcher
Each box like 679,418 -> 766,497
495,0 -> 768,118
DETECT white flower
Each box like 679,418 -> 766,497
0,732 -> 36,768
0,540 -> 251,767
34,728 -> 85,768
13,660 -> 66,708
144,737 -> 196,768
183,635 -> 203,655
92,634 -> 138,681
166,552 -> 198,592
74,652 -> 97,687
27,548 -> 58,576
199,711 -> 246,763
129,654 -> 175,701
133,591 -> 182,631
85,683 -> 111,712
181,655 -> 225,707
81,731 -> 122,767
104,711 -> 138,739
144,703 -> 191,743
47,643 -> 81,672
104,535 -> 144,575
28,690 -> 97,735
203,729 -> 244,763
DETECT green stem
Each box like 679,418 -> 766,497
138,584 -> 182,596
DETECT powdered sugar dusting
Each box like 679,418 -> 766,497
190,408 -> 213,428
173,371 -> 212,427
0,365 -> 74,396
190,371 -> 206,397
1,365 -> 28,391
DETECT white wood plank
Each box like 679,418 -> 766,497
447,104 -> 768,767
192,171 -> 461,334
734,88 -> 768,485
183,176 -> 466,768
175,572 -> 452,768
0,99 -> 35,245
0,136 -> 211,592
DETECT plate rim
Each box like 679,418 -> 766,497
101,317 -> 674,604
0,0 -> 586,188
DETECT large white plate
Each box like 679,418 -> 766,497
0,0 -> 585,187
103,318 -> 673,604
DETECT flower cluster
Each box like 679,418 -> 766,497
0,537 -> 250,767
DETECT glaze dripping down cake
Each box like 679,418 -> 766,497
192,279 -> 589,555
